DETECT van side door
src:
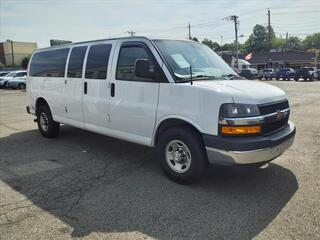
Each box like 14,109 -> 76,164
82,42 -> 114,131
108,41 -> 161,146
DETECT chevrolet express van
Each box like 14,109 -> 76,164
26,37 -> 296,183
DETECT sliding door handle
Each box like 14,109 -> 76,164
111,83 -> 115,97
84,82 -> 88,94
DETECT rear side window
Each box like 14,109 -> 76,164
85,44 -> 112,79
67,46 -> 87,78
15,72 -> 26,77
116,46 -> 154,81
29,48 -> 69,77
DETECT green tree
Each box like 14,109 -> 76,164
220,43 -> 235,52
272,37 -> 286,51
202,38 -> 220,51
21,56 -> 30,68
287,36 -> 301,50
192,37 -> 199,42
301,33 -> 320,50
244,24 -> 274,53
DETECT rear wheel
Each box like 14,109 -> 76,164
36,105 -> 60,138
18,83 -> 26,89
157,126 -> 208,184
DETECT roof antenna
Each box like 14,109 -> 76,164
189,65 -> 193,85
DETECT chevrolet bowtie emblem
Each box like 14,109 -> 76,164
276,110 -> 285,121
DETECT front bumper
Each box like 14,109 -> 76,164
204,121 -> 296,165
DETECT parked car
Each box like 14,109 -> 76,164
317,69 -> 320,80
294,67 -> 318,81
26,37 -> 296,184
239,68 -> 258,79
7,76 -> 27,89
258,68 -> 275,80
0,70 -> 27,88
275,68 -> 295,80
0,71 -> 10,77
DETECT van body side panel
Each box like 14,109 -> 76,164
155,83 -> 233,141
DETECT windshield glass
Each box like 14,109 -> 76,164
5,72 -> 16,77
153,40 -> 237,82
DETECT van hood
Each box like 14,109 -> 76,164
193,80 -> 287,104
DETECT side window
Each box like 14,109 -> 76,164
116,46 -> 154,81
85,44 -> 112,79
67,46 -> 87,78
29,48 -> 69,77
15,72 -> 26,77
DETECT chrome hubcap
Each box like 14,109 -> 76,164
165,140 -> 191,173
40,112 -> 49,131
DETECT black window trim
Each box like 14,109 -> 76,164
84,43 -> 112,80
66,46 -> 88,79
116,41 -> 168,83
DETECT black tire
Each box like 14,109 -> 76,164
157,126 -> 208,184
294,77 -> 299,81
276,77 -> 279,81
18,83 -> 26,89
36,105 -> 60,138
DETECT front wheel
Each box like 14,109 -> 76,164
157,127 -> 208,184
36,105 -> 60,138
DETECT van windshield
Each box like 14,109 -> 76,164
153,39 -> 237,82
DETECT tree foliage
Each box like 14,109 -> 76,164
202,38 -> 220,51
244,24 -> 271,53
21,57 -> 30,68
301,33 -> 320,50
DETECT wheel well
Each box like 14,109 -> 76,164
154,118 -> 202,146
35,97 -> 49,114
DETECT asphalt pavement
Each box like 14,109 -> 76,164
0,80 -> 319,240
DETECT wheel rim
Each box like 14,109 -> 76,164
165,140 -> 192,173
39,112 -> 49,131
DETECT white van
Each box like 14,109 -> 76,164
27,37 -> 296,183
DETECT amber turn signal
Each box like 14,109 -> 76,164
221,125 -> 261,135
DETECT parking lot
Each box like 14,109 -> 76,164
0,80 -> 319,240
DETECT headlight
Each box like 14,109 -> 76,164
219,103 -> 260,118
219,103 -> 261,136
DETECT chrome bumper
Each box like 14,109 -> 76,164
205,122 -> 295,165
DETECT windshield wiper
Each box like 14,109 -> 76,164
221,74 -> 244,80
187,75 -> 217,81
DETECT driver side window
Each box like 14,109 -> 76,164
116,46 -> 154,81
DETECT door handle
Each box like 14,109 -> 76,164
111,83 -> 115,97
84,82 -> 87,94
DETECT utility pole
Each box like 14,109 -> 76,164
285,32 -> 288,53
127,30 -> 135,37
267,8 -> 271,49
10,40 -> 14,65
188,22 -> 191,40
230,15 -> 239,68
220,35 -> 223,47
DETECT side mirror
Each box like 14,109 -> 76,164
134,59 -> 155,79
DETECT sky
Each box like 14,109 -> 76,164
1,0 -> 320,48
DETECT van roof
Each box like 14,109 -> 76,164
34,36 -> 195,51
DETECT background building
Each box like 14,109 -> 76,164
0,40 -> 37,66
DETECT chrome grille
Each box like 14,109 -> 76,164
258,100 -> 290,135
